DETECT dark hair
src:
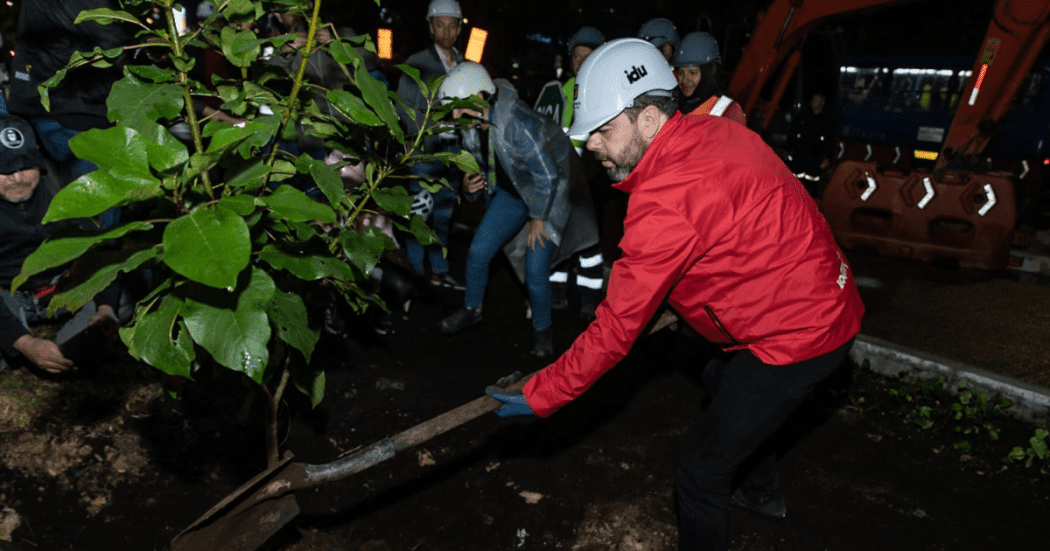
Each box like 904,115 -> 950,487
624,93 -> 678,121
695,61 -> 727,100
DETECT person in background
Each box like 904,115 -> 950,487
672,31 -> 746,125
542,25 -> 608,321
0,113 -> 127,375
396,0 -> 467,291
8,0 -> 130,228
436,62 -> 598,359
485,39 -> 864,551
637,17 -> 680,63
790,92 -> 835,196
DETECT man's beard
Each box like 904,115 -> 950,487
597,128 -> 647,181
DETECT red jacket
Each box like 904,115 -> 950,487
523,113 -> 864,417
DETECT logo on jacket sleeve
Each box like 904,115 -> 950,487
624,65 -> 648,84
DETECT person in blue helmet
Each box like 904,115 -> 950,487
638,17 -> 681,62
672,31 -> 746,125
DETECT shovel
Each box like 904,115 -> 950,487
165,370 -> 535,551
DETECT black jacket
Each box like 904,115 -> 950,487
8,0 -> 129,130
0,169 -> 120,355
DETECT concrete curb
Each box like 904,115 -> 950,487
851,334 -> 1050,427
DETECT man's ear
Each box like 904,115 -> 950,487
638,105 -> 667,142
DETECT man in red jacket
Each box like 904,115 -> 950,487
488,38 -> 864,551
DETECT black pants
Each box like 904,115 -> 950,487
675,339 -> 854,550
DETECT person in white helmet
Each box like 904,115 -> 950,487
672,31 -> 746,125
485,38 -> 864,551
396,0 -> 467,290
435,62 -> 599,359
637,17 -> 680,62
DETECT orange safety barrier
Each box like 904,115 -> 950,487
820,160 -> 1017,270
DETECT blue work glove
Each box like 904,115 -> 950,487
485,386 -> 536,418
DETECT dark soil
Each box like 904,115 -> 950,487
2,221 -> 1049,551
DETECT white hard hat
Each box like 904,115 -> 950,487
427,0 -> 462,21
438,62 -> 496,103
673,32 -> 721,67
568,38 -> 678,137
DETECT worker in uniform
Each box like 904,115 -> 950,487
544,25 -> 608,321
486,39 -> 864,551
672,31 -> 746,125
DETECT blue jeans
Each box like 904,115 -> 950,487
675,339 -> 853,551
464,187 -> 554,331
32,118 -> 120,228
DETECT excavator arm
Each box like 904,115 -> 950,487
936,0 -> 1050,174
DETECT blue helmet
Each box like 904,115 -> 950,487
673,32 -> 721,67
568,26 -> 605,55
637,18 -> 680,50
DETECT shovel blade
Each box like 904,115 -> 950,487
168,455 -> 309,551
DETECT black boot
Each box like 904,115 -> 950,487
438,306 -> 483,335
529,327 -> 554,359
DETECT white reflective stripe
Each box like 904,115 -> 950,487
861,173 -> 877,201
864,144 -> 872,161
838,141 -> 845,159
710,95 -> 734,117
575,275 -> 604,290
979,184 -> 997,216
1020,160 -> 1030,180
578,253 -> 604,268
549,271 -> 569,283
968,87 -> 979,106
917,177 -> 935,209
893,146 -> 901,164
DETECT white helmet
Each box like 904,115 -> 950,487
411,189 -> 434,220
427,0 -> 462,21
438,62 -> 496,103
568,38 -> 678,137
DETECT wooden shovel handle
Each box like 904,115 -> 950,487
301,371 -> 536,486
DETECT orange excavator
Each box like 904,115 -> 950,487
726,0 -> 1050,270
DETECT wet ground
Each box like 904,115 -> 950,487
1,201 -> 1049,551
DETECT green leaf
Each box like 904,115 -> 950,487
218,194 -> 261,216
107,76 -> 184,129
308,158 -> 346,207
258,244 -> 356,281
268,290 -> 319,363
266,185 -> 337,224
75,7 -> 144,27
163,207 -> 251,289
45,127 -> 164,222
126,294 -> 196,379
126,64 -> 177,83
371,186 -> 413,217
13,222 -> 154,291
408,214 -> 440,246
205,116 -> 280,158
292,366 -> 326,408
446,149 -> 482,174
327,89 -> 381,126
357,62 -> 401,140
129,119 -> 190,172
182,267 -> 275,381
220,25 -> 264,68
226,158 -> 272,191
340,225 -> 395,274
47,245 -> 160,317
